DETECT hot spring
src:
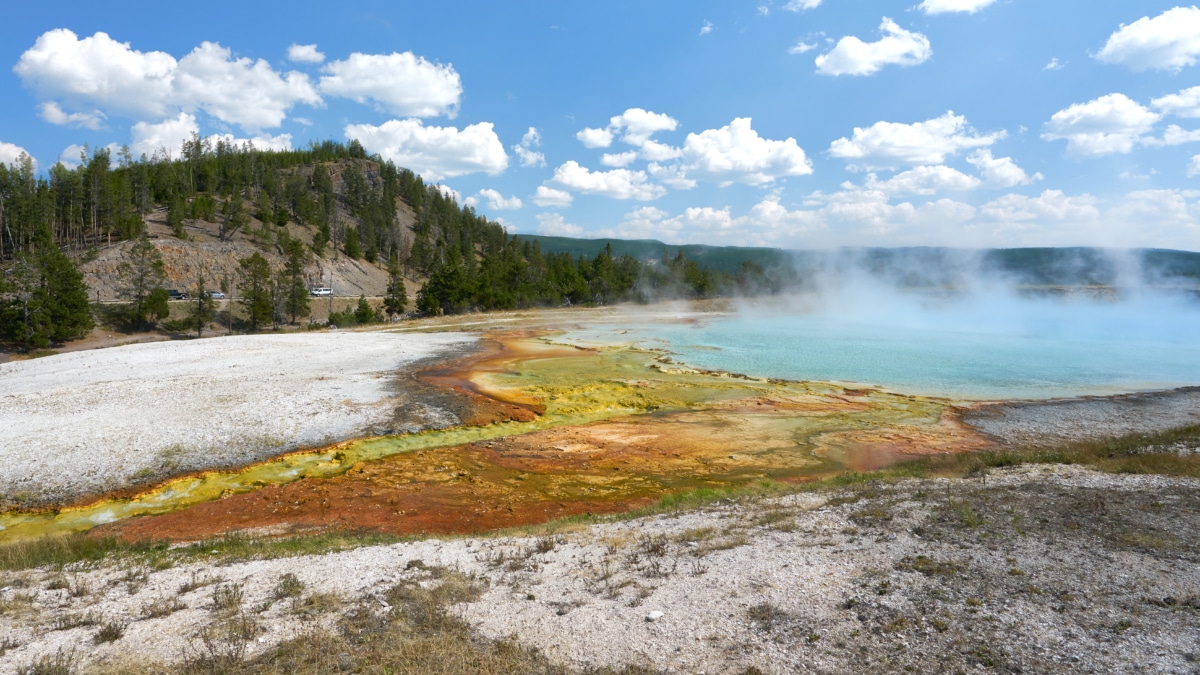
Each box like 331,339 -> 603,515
563,287 -> 1200,400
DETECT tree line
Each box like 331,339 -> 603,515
1,139 -> 746,349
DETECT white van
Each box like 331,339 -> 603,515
310,287 -> 332,297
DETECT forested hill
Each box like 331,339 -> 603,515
0,139 -> 735,349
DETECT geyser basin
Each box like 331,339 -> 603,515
564,291 -> 1200,400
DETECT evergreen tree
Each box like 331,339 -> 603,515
188,274 -> 216,338
0,232 -> 94,348
117,235 -> 166,327
238,252 -> 273,332
384,256 -> 407,319
280,238 -> 310,324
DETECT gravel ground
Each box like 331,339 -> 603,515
1,464 -> 1196,674
0,331 -> 474,508
964,387 -> 1200,446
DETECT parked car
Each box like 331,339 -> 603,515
207,291 -> 226,299
310,287 -> 332,297
167,289 -> 188,301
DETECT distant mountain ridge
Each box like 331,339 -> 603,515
514,235 -> 1200,288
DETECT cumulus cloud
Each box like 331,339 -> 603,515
174,42 -> 321,131
788,41 -> 818,55
533,186 -> 574,208
0,141 -> 35,169
598,206 -> 685,240
1152,85 -> 1200,118
815,18 -> 932,76
577,108 -> 678,153
56,144 -> 88,169
467,188 -> 523,210
784,0 -> 822,10
1096,6 -> 1200,72
205,132 -> 293,152
287,44 -> 325,64
434,184 -> 462,203
1189,155 -> 1200,177
699,21 -> 714,37
829,111 -> 1003,170
14,29 -> 320,133
675,117 -> 813,186
131,112 -> 199,158
601,151 -> 639,167
551,161 -> 666,201
1044,58 -> 1064,71
512,127 -> 545,167
862,165 -> 981,195
1041,93 -> 1161,156
346,119 -> 508,182
576,127 -> 615,148
320,52 -> 462,118
918,0 -> 998,15
966,149 -> 1043,188
1144,124 -> 1200,147
15,29 -> 177,120
536,212 -> 584,237
39,101 -> 105,129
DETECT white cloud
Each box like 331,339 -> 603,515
676,117 -> 813,186
1096,6 -> 1200,72
0,141 -> 35,170
551,161 -> 666,201
346,119 -> 508,182
1189,155 -> 1200,177
576,127 -> 614,148
205,132 -> 293,152
862,165 -> 981,195
918,0 -> 998,15
577,108 -> 678,153
612,108 -> 679,146
320,52 -> 462,118
39,101 -> 105,129
647,162 -> 698,190
788,41 -> 818,55
1152,85 -> 1200,118
536,213 -> 584,237
533,186 -> 574,208
56,144 -> 88,169
174,42 -> 321,132
15,29 -> 177,120
1044,58 -> 1064,71
784,0 -> 822,10
434,184 -> 462,203
287,44 -> 325,64
1145,124 -> 1200,147
700,21 -> 714,37
14,30 -> 320,133
598,206 -> 684,240
815,18 -> 932,77
131,112 -> 199,158
966,149 -> 1043,188
1041,93 -> 1161,156
978,190 -> 1100,224
830,111 -> 1003,170
601,151 -> 639,167
512,126 -> 545,167
468,188 -> 523,210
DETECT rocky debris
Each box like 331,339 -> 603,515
1,465 -> 1196,674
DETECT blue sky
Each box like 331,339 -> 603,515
3,1 -> 1200,250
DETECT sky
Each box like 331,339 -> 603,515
3,1 -> 1200,250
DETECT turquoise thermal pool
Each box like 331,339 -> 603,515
565,291 -> 1200,400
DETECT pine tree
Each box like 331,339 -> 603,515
280,238 -> 310,324
384,256 -> 407,319
238,252 -> 273,332
0,227 -> 94,349
188,274 -> 216,338
117,235 -> 166,327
